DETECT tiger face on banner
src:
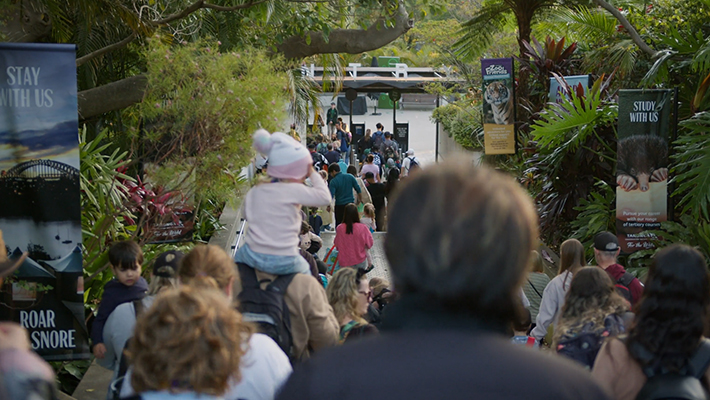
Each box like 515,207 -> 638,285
481,58 -> 516,155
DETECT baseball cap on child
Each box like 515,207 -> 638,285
152,250 -> 184,278
594,231 -> 620,251
253,129 -> 311,180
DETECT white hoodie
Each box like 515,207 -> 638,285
531,270 -> 574,341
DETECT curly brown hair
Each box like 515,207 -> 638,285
553,267 -> 627,346
128,286 -> 250,395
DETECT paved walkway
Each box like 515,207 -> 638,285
318,231 -> 392,282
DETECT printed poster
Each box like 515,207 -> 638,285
481,58 -> 516,155
0,43 -> 90,360
549,75 -> 590,103
616,89 -> 674,253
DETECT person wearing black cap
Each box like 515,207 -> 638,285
98,250 -> 183,388
593,231 -> 644,305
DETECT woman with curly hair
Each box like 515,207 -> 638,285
327,267 -> 379,343
553,267 -> 627,368
128,286 -> 245,399
121,245 -> 293,400
592,244 -> 710,399
531,238 -> 586,342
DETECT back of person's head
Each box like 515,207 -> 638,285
627,244 -> 710,372
384,132 -> 391,138
363,203 -> 375,218
364,172 -> 375,181
327,267 -> 368,325
347,165 -> 358,176
369,277 -> 389,298
108,240 -> 143,271
513,308 -> 532,333
327,144 -> 333,151
148,250 -> 182,295
385,160 -> 538,327
555,267 -> 625,344
342,203 -> 359,234
319,170 -> 328,181
328,163 -> 340,174
365,128 -> 371,136
128,286 -> 249,395
366,154 -> 374,163
300,221 -> 311,235
559,238 -> 585,276
179,245 -> 236,293
530,250 -> 544,273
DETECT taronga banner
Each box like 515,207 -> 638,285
616,89 -> 674,253
481,58 -> 516,155
549,75 -> 590,103
0,43 -> 89,360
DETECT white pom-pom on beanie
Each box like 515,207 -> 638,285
252,129 -> 312,180
253,129 -> 273,155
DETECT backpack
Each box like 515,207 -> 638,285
634,339 -> 710,400
384,142 -> 397,161
407,156 -> 420,172
373,131 -> 384,147
236,263 -> 296,362
312,152 -> 328,171
110,299 -> 145,400
615,272 -> 635,304
556,314 -> 624,369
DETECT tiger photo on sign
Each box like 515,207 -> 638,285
483,80 -> 514,125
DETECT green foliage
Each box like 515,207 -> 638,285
672,112 -> 710,219
134,38 -> 288,204
571,181 -> 616,260
529,75 -> 618,246
431,101 -> 482,150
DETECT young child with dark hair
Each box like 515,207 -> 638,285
511,309 -> 538,349
91,240 -> 148,359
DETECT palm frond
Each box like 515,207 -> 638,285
672,111 -> 710,219
453,2 -> 511,61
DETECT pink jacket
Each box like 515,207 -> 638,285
334,222 -> 373,267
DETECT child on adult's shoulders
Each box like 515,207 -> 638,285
91,240 -> 148,359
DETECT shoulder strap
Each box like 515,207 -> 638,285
618,271 -> 635,287
133,299 -> 144,318
237,262 -> 261,289
266,272 -> 296,294
526,278 -> 543,298
689,339 -> 710,379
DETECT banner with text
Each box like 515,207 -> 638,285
481,58 -> 516,154
549,75 -> 590,103
0,43 -> 89,360
616,89 -> 673,253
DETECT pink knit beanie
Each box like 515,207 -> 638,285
253,129 -> 312,180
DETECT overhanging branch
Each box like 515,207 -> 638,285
276,1 -> 413,59
76,32 -> 137,67
593,0 -> 658,58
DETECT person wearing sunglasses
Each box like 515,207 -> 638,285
326,268 -> 378,343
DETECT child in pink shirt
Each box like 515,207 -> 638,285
235,129 -> 332,274
334,204 -> 374,270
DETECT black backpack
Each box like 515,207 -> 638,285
556,314 -> 625,369
237,263 -> 296,362
635,339 -> 710,400
615,272 -> 635,304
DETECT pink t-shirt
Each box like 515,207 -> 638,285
244,171 -> 331,256
334,222 -> 374,267
360,163 -> 380,182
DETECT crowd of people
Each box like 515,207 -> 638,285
2,126 -> 710,400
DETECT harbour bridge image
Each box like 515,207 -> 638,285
0,159 -> 80,221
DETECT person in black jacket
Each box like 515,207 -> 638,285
276,159 -> 612,400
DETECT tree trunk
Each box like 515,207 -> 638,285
515,13 -> 533,127
78,75 -> 148,120
276,2 -> 413,59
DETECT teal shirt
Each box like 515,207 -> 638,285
329,172 -> 361,205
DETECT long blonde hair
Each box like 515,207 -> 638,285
129,286 -> 246,395
529,250 -> 544,273
327,268 -> 368,326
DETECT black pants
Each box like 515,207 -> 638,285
334,204 -> 347,226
